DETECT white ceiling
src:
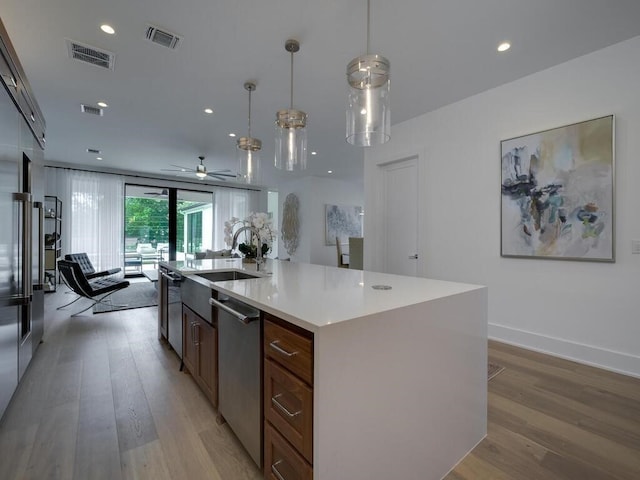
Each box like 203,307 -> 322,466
3,0 -> 640,186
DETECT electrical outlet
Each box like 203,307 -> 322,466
632,240 -> 640,254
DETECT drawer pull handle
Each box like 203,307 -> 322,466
269,340 -> 298,357
272,394 -> 301,418
271,460 -> 287,480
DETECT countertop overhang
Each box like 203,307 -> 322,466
160,258 -> 485,331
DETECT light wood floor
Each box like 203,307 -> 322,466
447,342 -> 640,480
0,286 -> 261,480
1,286 -> 639,479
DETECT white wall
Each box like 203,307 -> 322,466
277,176 -> 364,266
365,37 -> 640,377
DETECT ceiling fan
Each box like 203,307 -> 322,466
161,156 -> 237,181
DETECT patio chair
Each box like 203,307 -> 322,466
137,243 -> 159,265
58,260 -> 130,316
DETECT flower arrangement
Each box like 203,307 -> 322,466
224,212 -> 277,258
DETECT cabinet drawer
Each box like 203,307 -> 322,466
264,318 -> 313,385
265,359 -> 313,463
264,423 -> 313,480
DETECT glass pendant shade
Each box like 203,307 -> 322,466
274,39 -> 307,171
275,109 -> 307,171
237,137 -> 262,184
347,54 -> 390,146
237,81 -> 262,184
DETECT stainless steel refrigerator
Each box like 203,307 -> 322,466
1,17 -> 46,420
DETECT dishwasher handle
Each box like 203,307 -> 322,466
210,297 -> 259,325
160,270 -> 182,283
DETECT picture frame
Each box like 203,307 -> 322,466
500,115 -> 614,262
325,204 -> 363,246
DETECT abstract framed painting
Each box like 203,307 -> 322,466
325,204 -> 363,246
500,115 -> 614,262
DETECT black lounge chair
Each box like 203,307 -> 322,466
58,260 -> 130,316
64,252 -> 121,279
58,253 -> 122,310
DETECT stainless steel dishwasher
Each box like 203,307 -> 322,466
159,267 -> 184,358
210,295 -> 261,467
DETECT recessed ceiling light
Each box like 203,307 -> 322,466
229,133 -> 236,137
100,24 -> 115,35
497,42 -> 511,52
204,108 -> 213,114
327,170 -> 333,174
311,151 -> 317,155
96,157 -> 103,160
97,101 -> 108,108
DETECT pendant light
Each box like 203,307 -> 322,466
275,39 -> 307,171
237,81 -> 262,184
346,0 -> 390,146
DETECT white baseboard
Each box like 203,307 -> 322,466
489,323 -> 640,379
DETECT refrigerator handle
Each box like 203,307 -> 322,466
13,192 -> 32,302
34,201 -> 44,290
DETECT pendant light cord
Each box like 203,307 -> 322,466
247,87 -> 252,137
290,49 -> 294,109
366,0 -> 371,54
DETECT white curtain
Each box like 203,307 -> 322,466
211,187 -> 259,250
45,168 -> 124,271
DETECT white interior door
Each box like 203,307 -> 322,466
383,157 -> 419,276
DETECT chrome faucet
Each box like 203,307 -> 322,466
231,225 -> 264,271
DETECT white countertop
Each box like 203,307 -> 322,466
160,258 -> 485,331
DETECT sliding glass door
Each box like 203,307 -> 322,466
124,183 -> 259,274
124,185 -> 169,274
177,190 -> 213,257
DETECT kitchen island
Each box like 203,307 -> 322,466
160,258 -> 487,480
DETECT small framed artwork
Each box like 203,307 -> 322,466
500,115 -> 614,262
325,204 -> 363,246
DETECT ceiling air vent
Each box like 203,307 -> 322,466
87,148 -> 101,154
66,39 -> 115,70
145,25 -> 182,50
81,104 -> 104,116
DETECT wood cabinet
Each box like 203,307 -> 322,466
265,423 -> 313,480
263,313 -> 314,477
182,304 -> 217,406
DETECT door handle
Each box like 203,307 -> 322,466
408,254 -> 418,259
271,460 -> 287,480
34,201 -> 44,289
272,394 -> 302,417
13,192 -> 31,301
269,340 -> 298,357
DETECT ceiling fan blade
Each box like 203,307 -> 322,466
207,172 -> 237,180
168,164 -> 195,172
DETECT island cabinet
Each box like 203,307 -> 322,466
182,304 -> 217,407
263,313 -> 314,479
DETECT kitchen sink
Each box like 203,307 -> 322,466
195,271 -> 259,282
